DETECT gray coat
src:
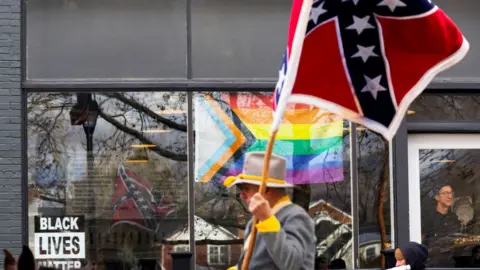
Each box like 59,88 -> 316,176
235,201 -> 316,270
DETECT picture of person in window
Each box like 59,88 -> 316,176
421,183 -> 462,266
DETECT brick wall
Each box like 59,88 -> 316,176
0,0 -> 22,266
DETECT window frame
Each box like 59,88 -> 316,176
407,133 -> 480,243
174,244 -> 190,253
21,87 -> 400,269
207,245 -> 230,266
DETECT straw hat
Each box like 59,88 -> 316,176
223,151 -> 293,188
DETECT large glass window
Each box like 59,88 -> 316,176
26,0 -> 186,80
27,92 -> 188,269
408,134 -> 480,268
407,95 -> 480,121
193,92 -> 353,269
191,0 -> 290,78
357,128 -> 391,268
420,149 -> 480,267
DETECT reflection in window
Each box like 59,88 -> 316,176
365,247 -> 376,260
408,95 -> 480,121
174,244 -> 189,253
208,245 -> 230,265
193,92 -> 352,268
27,92 -> 188,269
357,128 -> 391,268
419,149 -> 480,268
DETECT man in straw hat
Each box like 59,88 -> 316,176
226,151 -> 316,270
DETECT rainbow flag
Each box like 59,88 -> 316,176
194,93 -> 344,184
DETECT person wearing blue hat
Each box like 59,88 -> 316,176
421,183 -> 461,267
395,241 -> 429,270
422,184 -> 461,243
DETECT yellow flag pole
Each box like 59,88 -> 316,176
241,129 -> 278,270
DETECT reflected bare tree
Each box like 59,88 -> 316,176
27,92 -> 248,237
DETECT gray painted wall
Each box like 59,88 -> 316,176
0,0 -> 21,266
434,0 -> 479,80
24,0 -> 480,81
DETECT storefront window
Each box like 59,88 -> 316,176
357,128 -> 391,268
407,95 -> 480,121
419,148 -> 480,268
193,92 -> 353,268
27,92 -> 188,269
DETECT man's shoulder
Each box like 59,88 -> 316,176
278,204 -> 314,226
281,203 -> 310,215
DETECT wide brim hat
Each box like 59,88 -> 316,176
224,151 -> 293,189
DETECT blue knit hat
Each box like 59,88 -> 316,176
428,183 -> 451,199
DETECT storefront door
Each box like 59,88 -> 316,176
408,134 -> 480,267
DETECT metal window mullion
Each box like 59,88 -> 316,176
389,139 -> 395,249
186,0 -> 195,265
349,122 -> 359,269
21,89 -> 29,246
187,91 -> 195,269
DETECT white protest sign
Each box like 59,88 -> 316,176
34,216 -> 86,267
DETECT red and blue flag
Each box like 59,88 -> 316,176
272,0 -> 469,140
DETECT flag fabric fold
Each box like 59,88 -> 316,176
272,0 -> 469,140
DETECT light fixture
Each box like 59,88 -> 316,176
142,129 -> 170,133
407,110 -> 416,115
125,160 -> 149,163
155,109 -> 185,115
131,144 -> 157,148
433,160 -> 456,163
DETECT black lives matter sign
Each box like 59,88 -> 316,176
34,216 -> 85,269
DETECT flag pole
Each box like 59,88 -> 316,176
241,129 -> 278,270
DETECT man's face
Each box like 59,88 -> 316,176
436,185 -> 454,207
238,184 -> 259,205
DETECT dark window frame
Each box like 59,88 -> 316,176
21,87 -> 401,269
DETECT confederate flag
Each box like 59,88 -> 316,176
272,0 -> 469,140
111,164 -> 176,232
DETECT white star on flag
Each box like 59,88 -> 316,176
351,45 -> 378,63
361,75 -> 387,100
377,0 -> 407,12
310,2 -> 327,24
346,15 -> 375,35
275,63 -> 286,91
